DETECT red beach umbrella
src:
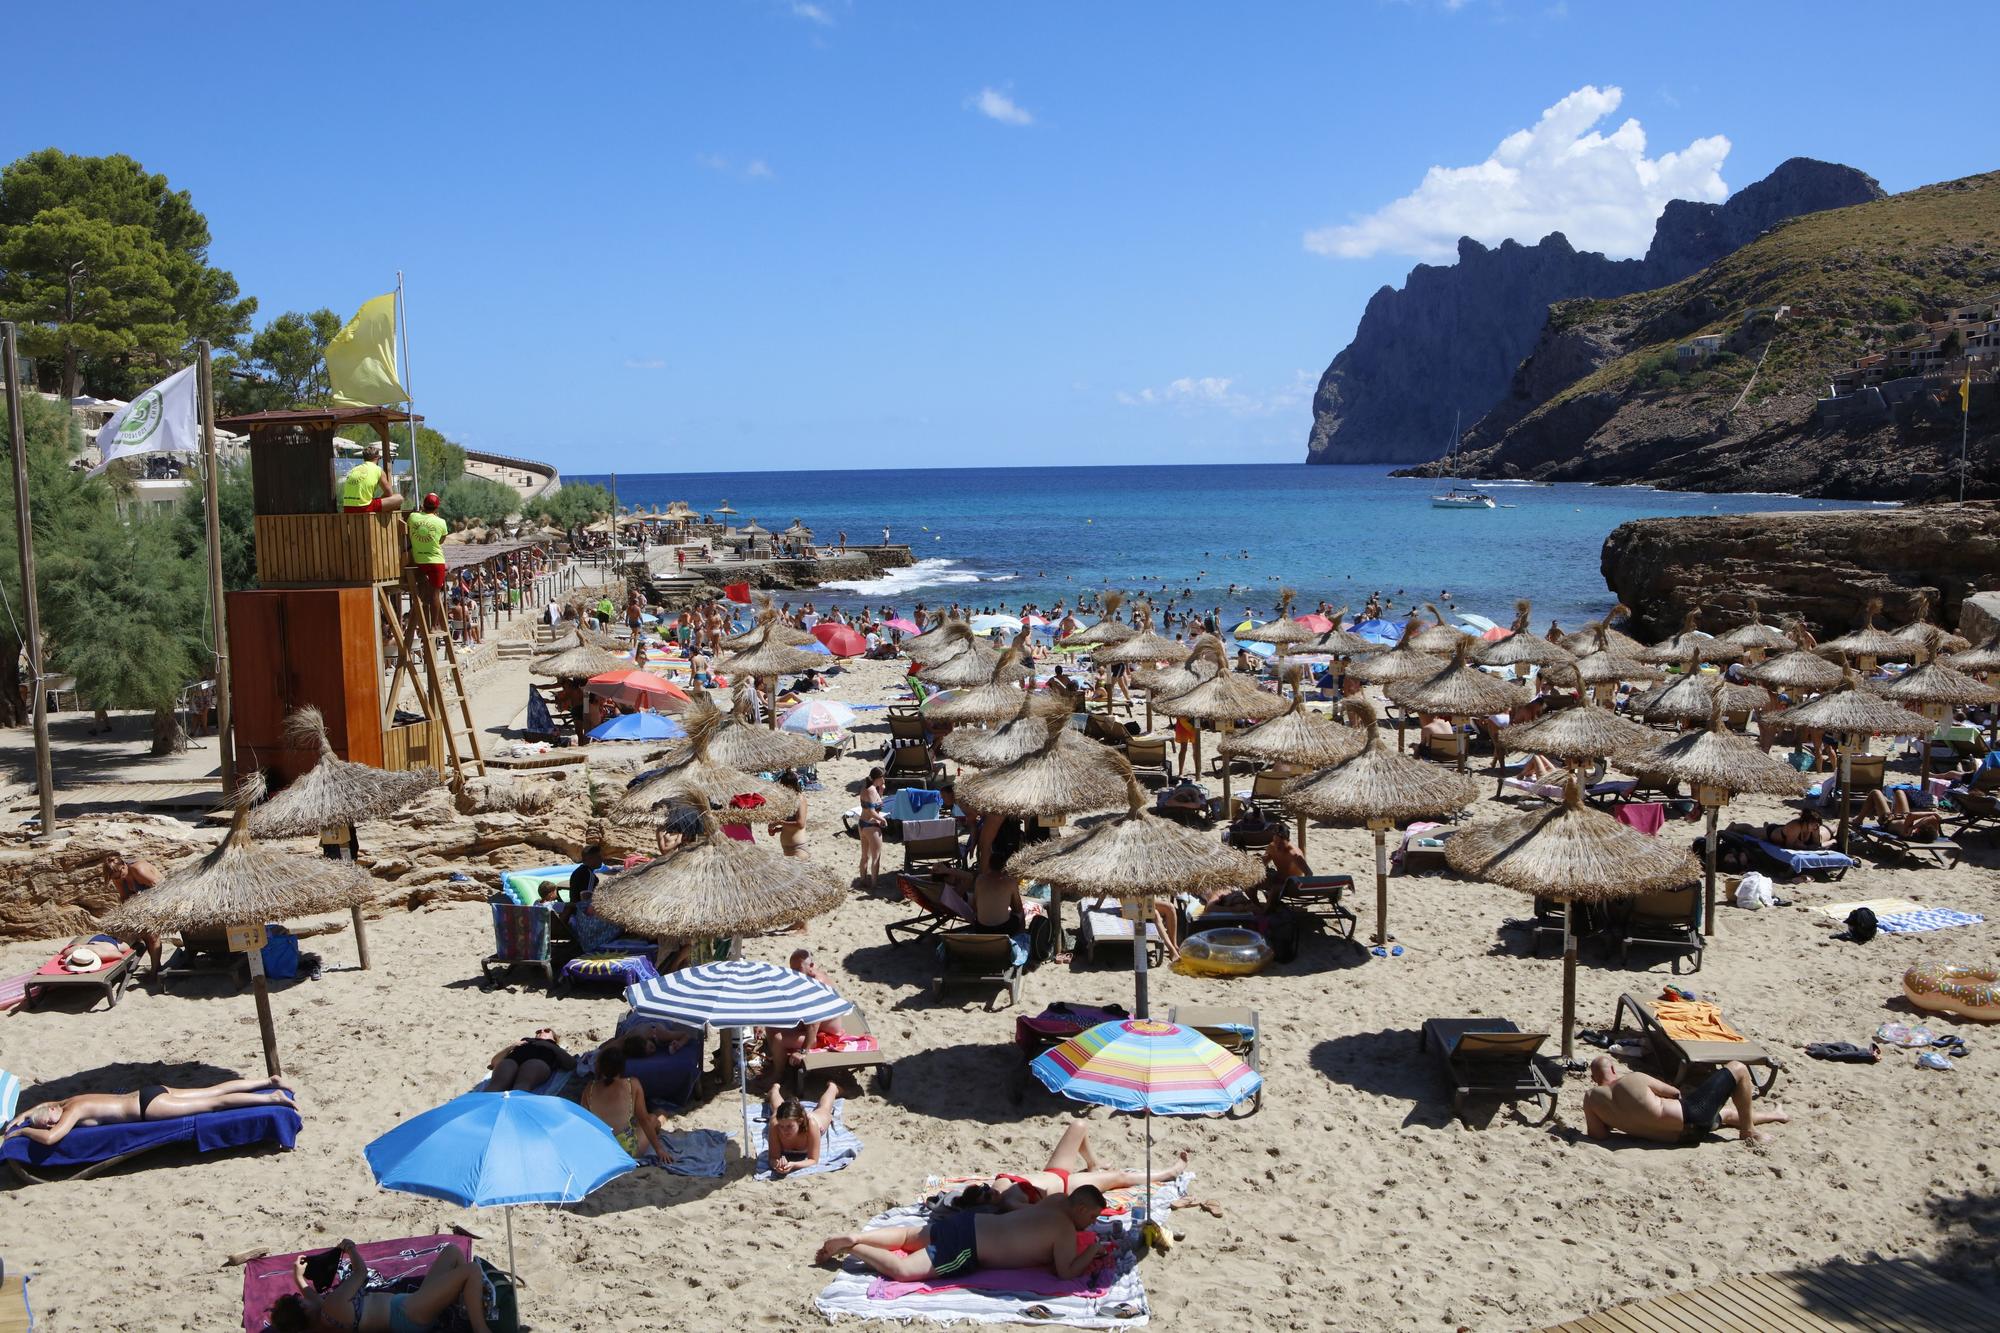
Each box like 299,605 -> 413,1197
1294,614 -> 1335,633
812,624 -> 868,658
587,669 -> 692,710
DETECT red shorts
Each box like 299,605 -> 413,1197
416,563 -> 446,589
343,499 -> 384,513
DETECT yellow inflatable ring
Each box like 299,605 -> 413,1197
1174,928 -> 1273,977
1903,963 -> 2000,1022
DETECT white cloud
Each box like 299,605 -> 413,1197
696,153 -> 774,181
790,2 -> 832,24
625,357 -> 668,371
1303,85 -> 1730,262
743,159 -> 774,180
969,87 -> 1034,127
695,152 -> 730,172
1118,370 -> 1313,416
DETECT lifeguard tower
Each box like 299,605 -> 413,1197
218,406 -> 484,787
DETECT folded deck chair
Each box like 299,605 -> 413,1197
2,1101 -> 302,1185
1169,1004 -> 1263,1115
480,900 -> 554,987
799,1006 -> 893,1098
1076,897 -> 1164,968
23,935 -> 139,1012
1419,1018 -> 1557,1128
1851,821 -> 1963,868
1615,886 -> 1703,974
1611,992 -> 1781,1095
933,932 -> 1025,1009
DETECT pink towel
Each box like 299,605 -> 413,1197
869,1264 -> 1112,1301
241,1235 -> 470,1332
1614,803 -> 1666,836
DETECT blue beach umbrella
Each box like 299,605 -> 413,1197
365,1090 -> 637,1273
1234,639 -> 1277,660
1348,617 -> 1407,645
589,712 -> 687,742
800,639 -> 833,656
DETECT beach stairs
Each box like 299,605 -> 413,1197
405,597 -> 486,784
494,641 -> 537,662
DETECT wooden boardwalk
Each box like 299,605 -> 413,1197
54,780 -> 223,816
1538,1259 -> 1991,1332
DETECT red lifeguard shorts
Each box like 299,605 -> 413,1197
416,563 -> 447,589
343,499 -> 384,513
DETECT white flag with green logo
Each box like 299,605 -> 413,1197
88,365 -> 201,475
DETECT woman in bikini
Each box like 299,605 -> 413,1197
948,1120 -> 1188,1211
856,767 -> 887,890
1764,809 -> 1833,849
484,1027 -> 576,1092
580,1048 -> 671,1164
4,1074 -> 293,1146
765,1083 -> 838,1176
1862,788 -> 1945,841
268,1238 -> 491,1333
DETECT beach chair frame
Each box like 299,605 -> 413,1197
1611,991 -> 1781,1096
1419,1018 -> 1558,1128
883,743 -> 941,793
1850,821 -> 1963,868
1278,874 -> 1359,943
1615,886 -> 1704,974
797,1005 -> 894,1099
1123,737 -> 1172,788
1076,900 -> 1165,969
23,936 -> 140,1013
932,933 -> 1024,1010
884,874 -> 958,946
1169,1003 -> 1263,1116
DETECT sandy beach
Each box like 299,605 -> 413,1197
3,637 -> 1997,1333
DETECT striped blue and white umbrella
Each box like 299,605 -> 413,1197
628,961 -> 854,1153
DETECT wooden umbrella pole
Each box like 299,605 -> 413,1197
1560,900 -> 1577,1061
1219,720 -> 1235,809
1370,823 -> 1391,946
1702,802 -> 1721,938
248,947 -> 283,1077
1454,715 -> 1468,772
1126,898 -> 1151,1020
1835,740 -> 1853,854
334,823 -> 372,970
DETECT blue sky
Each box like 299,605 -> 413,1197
5,1 -> 1988,472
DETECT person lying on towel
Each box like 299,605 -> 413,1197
1581,1057 -> 1788,1146
945,1118 -> 1187,1211
816,1185 -> 1112,1282
766,1081 -> 841,1176
269,1238 -> 490,1333
3,1074 -> 293,1146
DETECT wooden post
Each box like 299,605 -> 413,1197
245,939 -> 282,1076
334,822 -> 372,970
1560,899 -> 1577,1061
1218,719 -> 1235,808
1368,817 -> 1392,947
1125,898 -> 1151,1020
1698,788 -> 1724,937
1835,741 -> 1853,854
196,342 -> 236,793
1,323 -> 55,837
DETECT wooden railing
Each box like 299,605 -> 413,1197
254,512 -> 406,586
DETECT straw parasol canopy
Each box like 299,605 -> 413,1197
903,611 -> 961,660
1892,593 -> 1969,655
1768,667 -> 1933,738
532,639 -> 633,679
1218,685 -> 1365,769
1500,666 -> 1652,762
1560,613 -> 1645,657
722,596 -> 814,650
1093,603 -> 1193,667
616,697 -> 801,821
1748,626 -> 1845,692
1151,640 -> 1289,725
1947,628 -> 2000,676
1409,603 -> 1473,655
1306,606 -> 1384,658
1476,600 -> 1576,671
1344,619 -> 1443,688
940,711 -> 1058,768
1387,637 -> 1524,722
1637,657 -> 1739,726
655,681 -> 822,772
248,708 -> 440,838
1132,638 -> 1218,698
921,643 -> 1068,724
1570,611 -> 1666,687
592,811 -> 845,939
1281,697 -> 1477,946
956,721 -> 1128,819
1822,597 -> 1912,664
1719,599 -> 1796,655
1879,648 -> 2000,778
1237,589 -> 1320,648
1632,699 -> 1811,800
1640,609 -> 1743,665
1061,591 -> 1137,648
917,624 -> 1033,689
716,623 -> 826,678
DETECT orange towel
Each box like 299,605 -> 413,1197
1653,1000 -> 1746,1044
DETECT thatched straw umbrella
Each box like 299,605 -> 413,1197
717,623 -> 827,729
1719,599 -> 1795,661
1570,611 -> 1665,700
1307,606 -> 1385,659
1131,635 -> 1217,707
247,707 -> 440,969
1386,638 -> 1525,772
1345,621 -> 1445,753
1822,596 -> 1912,669
955,722 -> 1128,821
1282,699 -> 1477,949
1945,628 -> 2000,746
100,782 -> 379,1076
903,611 -> 961,660
1500,662 -> 1653,793
1880,648 -> 2000,781
1560,614 -> 1645,658
1748,623 -> 1845,694
1631,696 -> 1810,936
1892,593 -> 1969,655
1448,777 -> 1698,1059
1476,600 -> 1576,676
656,681 -> 822,773
1010,762 -> 1261,1018
916,623 -> 1031,690
1094,604 -> 1192,731
1768,668 -> 1932,850
722,596 -> 814,651
531,640 -> 633,679
1637,655 -> 1731,727
1409,603 -> 1473,655
1640,609 -> 1743,665
1061,591 -> 1137,649
921,644 -> 1066,726
1151,639 -> 1288,806
1218,680 -> 1366,849
617,698 -> 802,821
1238,589 -> 1320,650
940,711 -> 1058,768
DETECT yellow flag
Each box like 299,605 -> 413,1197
325,294 -> 410,407
1963,368 -> 1973,412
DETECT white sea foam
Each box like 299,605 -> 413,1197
818,558 -> 988,596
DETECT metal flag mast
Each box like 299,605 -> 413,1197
2,322 -> 56,836
196,341 -> 237,792
397,272 -> 418,502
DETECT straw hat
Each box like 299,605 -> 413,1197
1281,699 -> 1479,824
1445,778 -> 1699,904
592,811 -> 845,938
1237,589 -> 1320,648
1218,680 -> 1366,768
617,697 -> 802,820
1476,600 -> 1576,670
1718,599 -> 1795,654
247,707 -> 441,838
1821,597 -> 1912,663
1009,764 -> 1262,902
1500,666 -> 1652,761
1640,608 -> 1743,665
1767,667 -> 1932,736
1150,640 -> 1288,724
1344,620 -> 1444,687
1625,698 -> 1812,797
1409,603 -> 1473,655
1062,591 -> 1138,648
1386,638 -> 1524,719
956,722 -> 1128,819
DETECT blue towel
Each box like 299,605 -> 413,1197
1877,908 -> 1985,934
744,1099 -> 860,1180
0,1067 -> 19,1121
652,1128 -> 729,1176
1748,836 -> 1856,873
0,1102 -> 300,1170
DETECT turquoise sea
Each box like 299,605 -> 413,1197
572,464 -> 1879,628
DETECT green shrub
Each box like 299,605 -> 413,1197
439,475 -> 518,528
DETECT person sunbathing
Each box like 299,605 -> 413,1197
1206,829 -> 1308,914
579,1048 -> 671,1163
766,1083 -> 838,1176
1516,753 -> 1562,783
1762,810 -> 1832,849
1580,1057 -> 1787,1146
1862,789 -> 1945,841
816,1185 -> 1112,1281
949,1119 -> 1188,1211
269,1238 -> 491,1333
3,1074 -> 293,1146
485,1028 -> 576,1091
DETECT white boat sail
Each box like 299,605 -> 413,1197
1428,411 -> 1494,509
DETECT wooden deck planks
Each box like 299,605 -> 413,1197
1537,1260 -> 1991,1333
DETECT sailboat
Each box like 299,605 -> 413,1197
1429,410 -> 1494,509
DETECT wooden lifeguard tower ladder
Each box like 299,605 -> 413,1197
217,407 -> 483,787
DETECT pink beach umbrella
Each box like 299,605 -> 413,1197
883,618 -> 921,635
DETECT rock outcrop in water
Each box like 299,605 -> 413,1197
1600,501 -> 2000,639
1305,158 -> 1884,465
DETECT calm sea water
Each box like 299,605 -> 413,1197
572,464 -> 1878,628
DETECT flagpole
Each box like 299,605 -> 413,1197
397,272 -> 418,502
2,322 -> 57,837
196,341 -> 237,793
1961,370 -> 1972,503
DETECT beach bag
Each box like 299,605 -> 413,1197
1785,748 -> 1816,772
1734,871 -> 1776,910
1840,907 -> 1878,944
261,926 -> 300,980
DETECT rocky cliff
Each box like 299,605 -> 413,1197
1600,501 -> 2000,639
1306,158 -> 1884,465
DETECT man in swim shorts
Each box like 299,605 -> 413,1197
815,1186 -> 1111,1281
1581,1057 -> 1788,1145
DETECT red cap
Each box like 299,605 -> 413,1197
423,492 -> 440,510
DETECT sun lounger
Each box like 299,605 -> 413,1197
23,935 -> 139,1012
884,744 -> 941,793
159,925 -> 240,989
2,1101 -> 302,1185
1169,1004 -> 1263,1115
900,823 -> 962,875
1732,830 -> 1856,880
1615,885 -> 1703,974
1850,821 -> 1963,868
1076,898 -> 1164,968
933,932 -> 1025,1009
1419,1018 -> 1558,1128
240,1234 -> 519,1333
800,1006 -> 893,1098
885,874 -> 959,945
1945,788 -> 2000,837
1278,874 -> 1359,942
1123,737 -> 1172,787
2,1265 -> 31,1333
1611,992 -> 1781,1096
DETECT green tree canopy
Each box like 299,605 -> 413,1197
334,421 -> 465,491
524,481 -> 612,531
217,308 -> 343,414
0,391 -> 107,724
439,475 -> 519,528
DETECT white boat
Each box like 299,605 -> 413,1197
1430,488 -> 1496,509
